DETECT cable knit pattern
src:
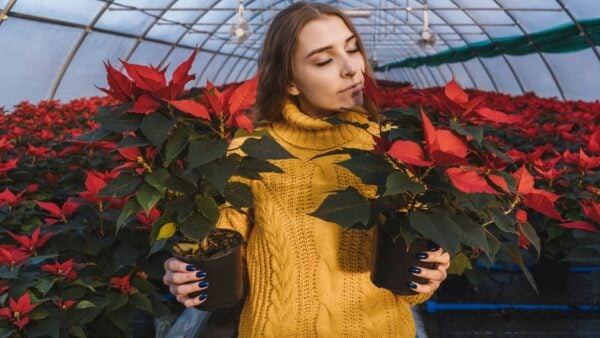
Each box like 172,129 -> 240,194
216,98 -> 434,337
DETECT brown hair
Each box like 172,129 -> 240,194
254,1 -> 379,123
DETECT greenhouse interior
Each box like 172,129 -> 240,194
0,0 -> 599,337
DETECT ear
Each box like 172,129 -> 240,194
287,82 -> 300,96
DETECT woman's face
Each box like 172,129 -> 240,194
288,15 -> 366,118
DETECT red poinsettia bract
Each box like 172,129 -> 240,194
0,293 -> 38,330
6,227 -> 52,256
110,272 -> 135,294
35,198 -> 80,224
40,259 -> 78,281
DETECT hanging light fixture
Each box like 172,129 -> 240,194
229,0 -> 252,44
418,0 -> 437,47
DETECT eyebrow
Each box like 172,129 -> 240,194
305,35 -> 357,59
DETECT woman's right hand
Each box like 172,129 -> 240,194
162,257 -> 209,308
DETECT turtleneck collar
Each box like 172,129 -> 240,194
269,98 -> 372,151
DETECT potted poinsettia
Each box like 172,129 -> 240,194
85,49 -> 293,310
311,75 -> 568,295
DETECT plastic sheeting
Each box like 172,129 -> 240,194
1,0 -> 599,110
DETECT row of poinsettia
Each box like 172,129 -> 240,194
1,58 -> 599,335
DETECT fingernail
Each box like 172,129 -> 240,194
186,265 -> 196,271
199,293 -> 207,301
416,252 -> 428,260
429,244 -> 440,251
199,281 -> 209,288
409,266 -> 421,274
406,282 -> 417,290
196,270 -> 207,278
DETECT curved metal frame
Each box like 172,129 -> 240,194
555,0 -> 600,61
491,0 -> 566,100
48,0 -> 115,100
120,0 -> 179,67
2,0 -> 596,100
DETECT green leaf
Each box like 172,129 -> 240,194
408,210 -> 463,256
237,157 -> 283,180
224,182 -> 253,209
451,215 -> 490,256
166,126 -> 191,162
116,198 -> 142,230
130,293 -> 153,313
309,187 -> 370,229
383,171 -> 425,196
98,174 -> 143,198
488,208 -> 517,234
61,286 -> 87,300
147,239 -> 167,258
241,135 -> 294,160
0,267 -> 19,280
507,244 -> 539,294
0,328 -> 15,338
136,183 -> 163,214
26,317 -> 59,338
68,325 -> 87,338
71,278 -> 96,292
450,120 -> 483,145
144,168 -> 169,195
74,127 -> 111,143
29,306 -> 50,320
446,251 -> 473,275
337,154 -> 392,187
141,112 -> 175,147
117,135 -> 151,149
518,221 -> 541,260
180,213 -> 214,242
382,106 -> 421,120
28,254 -> 58,265
106,293 -> 129,312
482,140 -> 513,163
75,300 -> 97,309
35,277 -> 57,296
194,195 -> 219,224
198,157 -> 239,192
106,306 -> 135,332
187,137 -> 228,170
96,103 -> 141,132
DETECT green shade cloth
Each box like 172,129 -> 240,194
375,18 -> 600,71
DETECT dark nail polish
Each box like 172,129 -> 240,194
199,293 -> 207,301
416,252 -> 428,260
407,282 -> 417,290
429,244 -> 440,251
409,266 -> 421,274
196,270 -> 207,278
186,265 -> 196,271
199,281 -> 209,288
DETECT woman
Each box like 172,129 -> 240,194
163,2 -> 450,337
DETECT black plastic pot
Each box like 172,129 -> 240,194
370,223 -> 438,295
172,228 -> 244,311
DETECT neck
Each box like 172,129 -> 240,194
269,98 -> 372,151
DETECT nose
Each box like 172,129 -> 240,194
341,54 -> 359,77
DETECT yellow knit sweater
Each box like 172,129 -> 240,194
216,98 -> 434,337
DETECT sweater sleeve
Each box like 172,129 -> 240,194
216,201 -> 253,291
394,291 -> 435,306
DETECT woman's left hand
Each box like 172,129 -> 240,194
408,245 -> 451,293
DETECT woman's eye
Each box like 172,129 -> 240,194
349,48 -> 360,53
316,49 -> 360,67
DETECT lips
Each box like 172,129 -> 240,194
340,83 -> 362,93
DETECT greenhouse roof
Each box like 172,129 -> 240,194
1,0 -> 599,109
